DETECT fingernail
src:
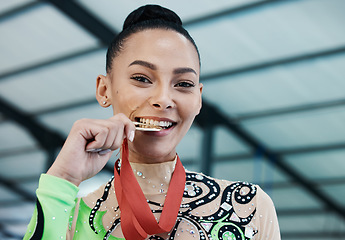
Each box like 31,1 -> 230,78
128,130 -> 135,142
86,148 -> 102,153
99,149 -> 111,155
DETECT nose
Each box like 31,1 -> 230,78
149,84 -> 175,110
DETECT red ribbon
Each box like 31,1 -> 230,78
114,140 -> 186,239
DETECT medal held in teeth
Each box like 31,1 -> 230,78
133,118 -> 174,131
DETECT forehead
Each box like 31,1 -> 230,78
115,29 -> 200,72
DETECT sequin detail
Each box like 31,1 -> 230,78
89,177 -> 113,235
86,171 -> 259,239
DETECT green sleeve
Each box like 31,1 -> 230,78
24,174 -> 79,240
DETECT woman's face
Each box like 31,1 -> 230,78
102,29 -> 202,162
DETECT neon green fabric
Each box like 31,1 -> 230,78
24,174 -> 79,240
72,198 -> 124,240
24,174 -> 124,240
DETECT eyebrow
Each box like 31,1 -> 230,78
129,60 -> 157,70
173,67 -> 197,76
129,60 -> 197,75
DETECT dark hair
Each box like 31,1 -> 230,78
105,5 -> 200,73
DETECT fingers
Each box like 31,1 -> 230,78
117,113 -> 136,142
83,113 -> 136,153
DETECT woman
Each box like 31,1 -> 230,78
24,5 -> 280,240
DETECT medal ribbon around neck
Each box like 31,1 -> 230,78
114,140 -> 186,240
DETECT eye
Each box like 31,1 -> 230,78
175,81 -> 195,88
130,75 -> 151,83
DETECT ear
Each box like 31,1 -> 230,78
96,74 -> 111,107
196,83 -> 203,115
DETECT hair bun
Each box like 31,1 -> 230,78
123,5 -> 182,31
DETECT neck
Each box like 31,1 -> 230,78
127,144 -> 177,164
129,156 -> 177,195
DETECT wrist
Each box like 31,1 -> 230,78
46,168 -> 82,187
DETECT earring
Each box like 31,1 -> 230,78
103,101 -> 106,105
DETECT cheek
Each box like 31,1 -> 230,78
112,88 -> 145,115
178,95 -> 200,121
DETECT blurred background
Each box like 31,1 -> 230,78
1,0 -> 345,239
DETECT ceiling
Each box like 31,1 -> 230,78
1,0 -> 345,239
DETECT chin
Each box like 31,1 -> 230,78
130,140 -> 177,162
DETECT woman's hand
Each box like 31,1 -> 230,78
47,113 -> 135,186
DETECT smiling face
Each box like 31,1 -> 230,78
98,29 -> 202,163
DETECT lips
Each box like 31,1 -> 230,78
135,117 -> 176,129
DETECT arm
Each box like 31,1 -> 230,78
255,186 -> 281,240
24,174 -> 79,239
24,114 -> 136,239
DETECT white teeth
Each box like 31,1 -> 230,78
139,118 -> 173,127
162,121 -> 172,127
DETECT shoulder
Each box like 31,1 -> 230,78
254,185 -> 276,211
